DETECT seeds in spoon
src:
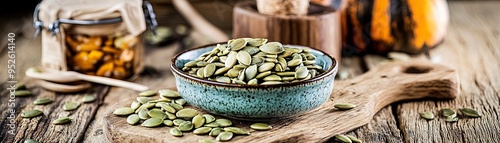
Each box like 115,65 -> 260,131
335,134 -> 352,143
346,135 -> 362,143
459,108 -> 481,118
419,111 -> 434,120
82,95 -> 96,103
24,139 -> 38,143
63,102 -> 80,111
33,98 -> 53,105
440,108 -> 456,118
334,103 -> 357,110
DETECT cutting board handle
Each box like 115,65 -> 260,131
336,60 -> 459,113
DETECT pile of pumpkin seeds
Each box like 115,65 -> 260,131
181,38 -> 325,85
419,107 -> 481,122
113,89 -> 272,142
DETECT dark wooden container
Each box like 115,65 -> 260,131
233,1 -> 341,61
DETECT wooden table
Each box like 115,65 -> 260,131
1,1 -> 499,142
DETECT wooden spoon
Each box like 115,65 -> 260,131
35,80 -> 92,93
25,67 -> 148,91
102,60 -> 459,142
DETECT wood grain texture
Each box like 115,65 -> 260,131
232,1 -> 342,61
102,60 -> 458,142
396,2 -> 500,142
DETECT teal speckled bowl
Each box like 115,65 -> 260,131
170,44 -> 338,119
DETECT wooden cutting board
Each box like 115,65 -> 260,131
103,60 -> 459,142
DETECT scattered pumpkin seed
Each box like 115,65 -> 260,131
223,127 -> 250,135
24,139 -> 38,143
16,83 -> 26,90
52,117 -> 72,125
202,114 -> 216,124
113,107 -> 135,116
164,119 -> 174,126
148,109 -> 167,119
346,135 -> 362,143
179,121 -> 194,131
169,103 -> 184,111
176,108 -> 199,119
192,115 -> 206,128
21,110 -> 43,118
419,111 -> 434,120
170,128 -> 183,137
127,114 -> 140,125
33,98 -> 53,105
334,103 -> 357,110
445,116 -> 459,122
198,139 -> 216,143
193,127 -> 212,135
216,131 -> 234,141
175,99 -> 187,106
63,102 -> 80,111
139,90 -> 157,97
459,108 -> 480,118
159,89 -> 181,98
81,95 -> 96,103
335,134 -> 352,143
141,117 -> 163,127
441,108 -> 456,118
166,111 -> 177,120
15,90 -> 32,97
204,122 -> 220,128
209,127 -> 223,137
137,97 -> 153,104
138,108 -> 150,119
160,103 -> 176,113
250,123 -> 272,131
215,119 -> 232,127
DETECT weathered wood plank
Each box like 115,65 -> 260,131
396,1 -> 500,143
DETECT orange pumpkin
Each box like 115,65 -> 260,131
339,0 -> 449,54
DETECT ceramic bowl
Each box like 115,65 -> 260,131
170,43 -> 338,119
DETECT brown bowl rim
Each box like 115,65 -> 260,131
170,42 -> 338,88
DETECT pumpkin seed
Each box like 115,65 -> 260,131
203,114 -> 216,124
278,50 -> 292,58
176,108 -> 199,119
282,77 -> 295,81
223,127 -> 250,135
63,102 -> 80,111
250,123 -> 272,131
251,57 -> 264,65
227,68 -> 241,78
295,67 -> 309,79
278,57 -> 287,69
192,115 -> 206,128
419,111 -> 434,120
204,122 -> 220,128
160,103 -> 176,113
193,127 -> 212,135
274,64 -> 284,72
255,71 -> 272,79
216,76 -> 231,83
213,62 -> 225,67
459,108 -> 480,118
169,103 -> 184,111
346,135 -> 362,143
248,79 -> 258,85
310,69 -> 317,77
113,107 -> 135,116
141,117 -> 163,127
82,95 -> 96,103
197,61 -> 209,67
259,42 -> 284,54
287,59 -> 302,67
159,89 -> 181,98
173,119 -> 187,126
198,139 -> 216,143
216,131 -> 234,141
127,114 -> 140,125
285,47 -> 303,53
53,117 -> 72,125
138,108 -> 150,119
197,67 -> 205,77
244,65 -> 258,81
236,51 -> 252,66
164,119 -> 174,126
215,119 -> 232,127
15,90 -> 32,97
246,38 -> 268,46
209,127 -> 223,136
33,98 -> 53,105
261,81 -> 282,85
263,75 -> 281,81
216,44 -> 227,51
225,51 -> 238,67
21,110 -> 43,118
304,60 -> 316,65
207,56 -> 219,63
232,79 -> 246,84
441,108 -> 456,118
265,58 -> 278,63
166,111 -> 177,120
139,90 -> 157,97
445,116 -> 459,122
137,97 -> 153,104
237,69 -> 246,81
242,46 -> 260,55
24,139 -> 38,143
228,38 -> 247,51
204,64 -> 216,77
141,102 -> 155,109
148,109 -> 167,119
334,103 -> 357,110
170,128 -> 183,137
184,61 -> 199,67
258,62 -> 275,72
335,134 -> 352,143
215,67 -> 231,75
179,121 -> 194,131
277,72 -> 295,76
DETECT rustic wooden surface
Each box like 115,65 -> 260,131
1,1 -> 500,142
102,60 -> 459,142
